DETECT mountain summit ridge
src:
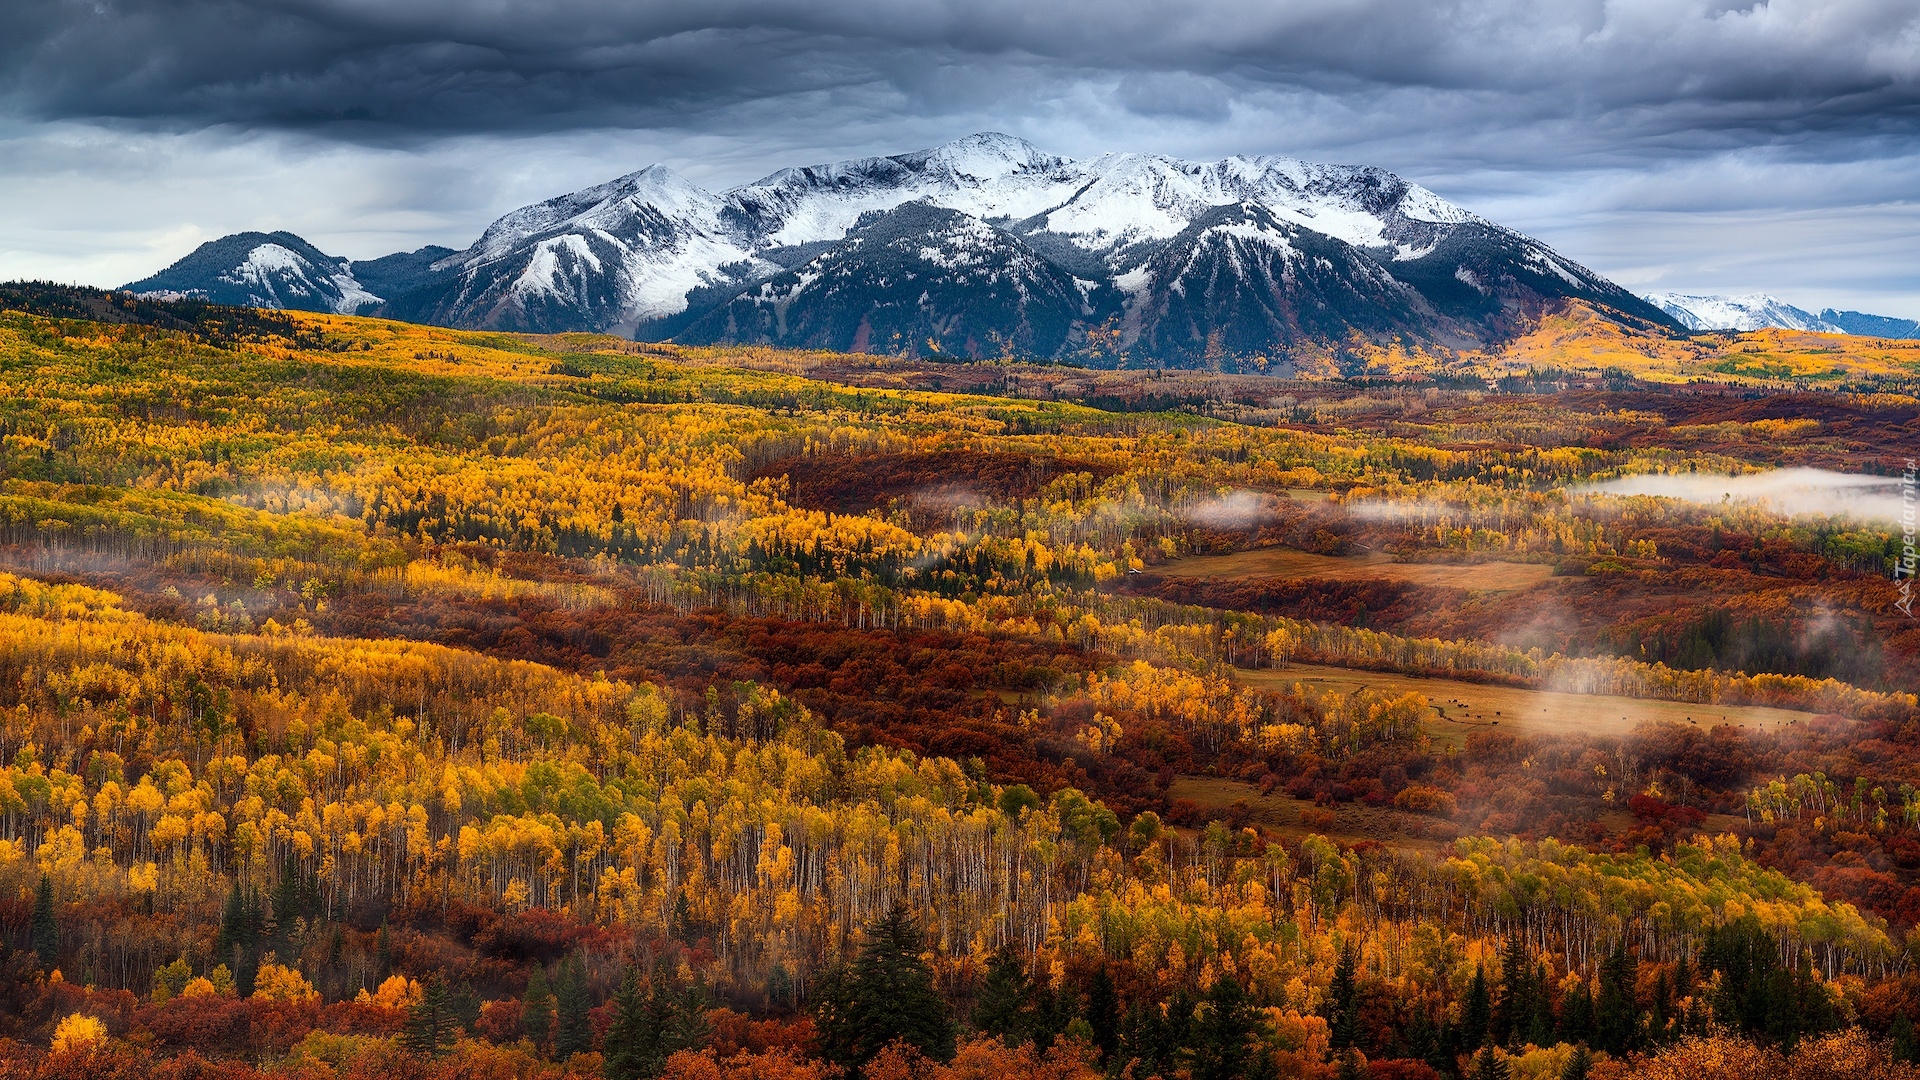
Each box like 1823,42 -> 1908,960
128,133 -> 1677,365
1644,292 -> 1919,339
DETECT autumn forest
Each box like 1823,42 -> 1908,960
0,284 -> 1916,1079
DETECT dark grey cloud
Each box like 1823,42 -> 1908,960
5,1 -> 1916,156
1,0 -> 1918,317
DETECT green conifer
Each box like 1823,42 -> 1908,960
812,905 -> 956,1070
603,967 -> 654,1080
1191,975 -> 1257,1080
523,964 -> 555,1054
970,949 -> 1029,1043
1468,1045 -> 1510,1080
1329,941 -> 1361,1050
555,953 -> 594,1059
403,977 -> 458,1056
1462,963 -> 1492,1051
1085,965 -> 1120,1064
29,874 -> 57,971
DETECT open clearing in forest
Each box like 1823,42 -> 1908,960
1165,776 -> 1457,851
1157,547 -> 1554,592
1236,662 -> 1823,747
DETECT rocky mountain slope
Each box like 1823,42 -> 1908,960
127,134 -> 1682,365
123,232 -> 380,314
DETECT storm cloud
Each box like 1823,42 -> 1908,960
2,0 -> 1918,314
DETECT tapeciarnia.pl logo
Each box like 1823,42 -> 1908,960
1899,458 -> 1917,618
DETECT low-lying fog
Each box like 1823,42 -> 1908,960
1575,467 -> 1906,525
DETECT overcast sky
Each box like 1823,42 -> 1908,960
3,0 -> 1918,316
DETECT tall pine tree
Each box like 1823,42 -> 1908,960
1461,964 -> 1492,1052
29,874 -> 57,971
523,964 -> 555,1055
1559,1043 -> 1592,1080
1468,1045 -> 1510,1080
1493,935 -> 1527,1049
812,905 -> 955,1070
1327,941 -> 1361,1051
603,967 -> 655,1080
1191,976 -> 1259,1080
970,950 -> 1029,1044
402,977 -> 458,1056
1526,961 -> 1556,1048
555,953 -> 595,1059
1592,940 -> 1638,1057
1556,979 -> 1593,1046
1085,965 -> 1120,1065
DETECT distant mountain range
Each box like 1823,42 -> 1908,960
124,133 -> 1683,366
1643,292 -> 1919,339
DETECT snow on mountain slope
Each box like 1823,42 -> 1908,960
388,132 -> 1651,344
1126,202 -> 1430,365
1642,293 -> 1843,333
386,165 -> 771,332
726,135 -> 1480,266
125,133 -> 1683,356
1641,293 -> 1920,339
674,201 -> 1100,358
124,232 -> 381,314
1820,309 -> 1920,339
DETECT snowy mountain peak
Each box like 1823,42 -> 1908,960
1642,292 -> 1843,333
128,135 -> 1681,362
463,163 -> 717,267
900,132 -> 1057,180
1642,292 -> 1920,338
124,231 -> 379,315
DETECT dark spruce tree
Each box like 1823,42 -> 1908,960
812,905 -> 956,1071
1406,1006 -> 1438,1070
1556,979 -> 1593,1046
523,964 -> 555,1054
1468,1045 -> 1510,1080
403,977 -> 459,1056
1592,940 -> 1637,1057
30,874 -> 57,971
1647,970 -> 1671,1044
374,921 -> 392,978
1327,941 -> 1360,1050
1700,916 -> 1837,1048
555,953 -> 595,1059
1190,976 -> 1262,1080
1461,964 -> 1492,1052
662,974 -> 713,1060
214,885 -> 268,995
1525,961 -> 1556,1048
451,980 -> 482,1035
970,950 -> 1029,1044
1492,935 -> 1526,1048
1084,965 -> 1120,1064
601,961 -> 709,1080
603,968 -> 655,1080
1893,1012 -> 1917,1065
1030,977 -> 1077,1051
1559,1043 -> 1592,1080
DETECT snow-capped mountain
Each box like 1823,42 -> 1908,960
125,232 -> 382,315
672,202 -> 1104,356
1126,202 -> 1432,361
127,134 -> 1680,363
1642,293 -> 1843,333
1642,293 -> 1920,339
